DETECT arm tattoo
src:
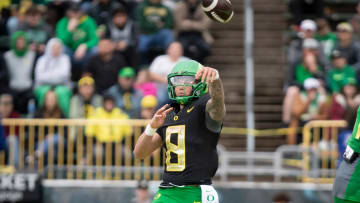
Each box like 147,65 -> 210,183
206,79 -> 226,121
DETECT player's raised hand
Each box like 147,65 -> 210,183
150,104 -> 173,129
195,67 -> 219,84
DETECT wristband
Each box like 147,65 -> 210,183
214,70 -> 220,80
144,124 -> 157,136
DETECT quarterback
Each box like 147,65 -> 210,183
134,60 -> 226,203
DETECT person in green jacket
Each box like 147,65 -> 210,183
56,2 -> 98,70
136,0 -> 174,65
327,49 -> 357,93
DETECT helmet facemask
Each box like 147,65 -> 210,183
167,72 -> 207,105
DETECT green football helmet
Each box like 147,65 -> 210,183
167,60 -> 208,105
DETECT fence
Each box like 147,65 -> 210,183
0,119 -> 349,182
302,120 -> 348,183
0,119 -> 162,180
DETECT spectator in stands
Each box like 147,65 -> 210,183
315,18 -> 337,59
16,5 -> 51,54
0,94 -> 20,166
327,49 -> 356,94
295,38 -> 325,86
7,3 -> 29,35
34,38 -> 71,88
105,6 -> 139,69
136,0 -> 174,65
174,0 -> 212,64
45,0 -> 70,31
70,76 -> 103,119
350,2 -> 360,40
84,38 -> 127,94
288,78 -> 328,145
140,95 -> 158,120
0,94 -> 20,135
135,69 -> 157,97
4,31 -> 35,115
33,38 -> 72,117
34,89 -> 65,119
0,53 -> 9,94
287,19 -> 329,87
333,22 -> 360,73
56,2 -> 98,76
85,94 -> 132,144
288,0 -> 324,25
88,0 -> 123,26
283,38 -> 325,125
106,67 -> 143,118
149,42 -> 188,105
329,79 -> 360,121
32,89 -> 65,164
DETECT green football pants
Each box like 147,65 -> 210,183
152,186 -> 202,203
334,197 -> 360,203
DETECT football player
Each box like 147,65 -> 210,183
134,60 -> 225,203
333,106 -> 360,203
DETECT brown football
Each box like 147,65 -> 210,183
202,0 -> 234,23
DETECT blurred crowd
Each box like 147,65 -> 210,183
0,0 -> 213,166
284,1 -> 360,148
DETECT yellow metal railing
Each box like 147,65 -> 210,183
0,118 -> 306,181
302,120 -> 348,183
0,119 -> 163,180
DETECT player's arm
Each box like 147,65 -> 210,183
133,133 -> 162,159
134,104 -> 173,159
195,67 -> 226,121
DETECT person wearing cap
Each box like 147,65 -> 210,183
288,78 -> 328,145
295,38 -> 325,85
288,19 -> 330,87
106,66 -> 143,118
105,6 -> 139,69
283,37 -> 325,126
56,2 -> 98,70
84,38 -> 127,94
69,76 -> 103,119
333,22 -> 360,72
140,95 -> 158,120
327,49 -> 357,94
